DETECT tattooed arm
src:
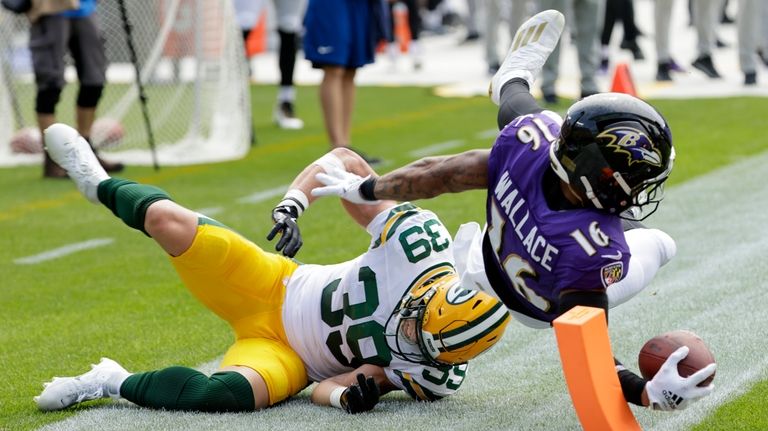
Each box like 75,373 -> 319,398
373,150 -> 490,200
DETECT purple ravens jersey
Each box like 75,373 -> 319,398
483,112 -> 631,323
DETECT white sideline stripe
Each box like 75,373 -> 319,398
194,207 -> 223,217
475,128 -> 499,140
237,184 -> 289,204
14,238 -> 114,265
408,140 -> 464,158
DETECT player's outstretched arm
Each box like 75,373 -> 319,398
267,148 -> 397,257
559,289 -> 716,411
310,364 -> 395,413
314,149 -> 490,202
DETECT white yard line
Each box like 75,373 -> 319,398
237,184 -> 289,204
407,140 -> 465,158
14,238 -> 114,265
193,207 -> 224,217
475,128 -> 498,140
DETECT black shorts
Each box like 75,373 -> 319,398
29,14 -> 106,90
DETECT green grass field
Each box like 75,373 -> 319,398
1,86 -> 766,430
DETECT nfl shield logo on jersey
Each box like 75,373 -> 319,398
600,262 -> 624,288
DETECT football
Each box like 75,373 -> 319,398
90,117 -> 125,150
638,330 -> 716,386
9,127 -> 43,154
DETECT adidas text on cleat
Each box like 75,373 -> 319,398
44,123 -> 110,204
35,358 -> 130,411
489,10 -> 565,105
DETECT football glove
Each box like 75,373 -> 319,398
645,346 -> 717,411
266,205 -> 302,257
341,373 -> 380,414
312,167 -> 380,205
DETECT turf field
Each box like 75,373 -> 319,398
1,86 -> 767,431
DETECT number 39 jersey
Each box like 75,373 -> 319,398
483,111 -> 631,323
282,203 -> 467,401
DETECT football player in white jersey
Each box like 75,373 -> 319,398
35,124 -> 510,414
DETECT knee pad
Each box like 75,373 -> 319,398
77,85 -> 104,108
176,371 -> 255,412
35,87 -> 62,114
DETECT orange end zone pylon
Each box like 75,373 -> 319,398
553,306 -> 642,431
610,62 -> 638,97
245,10 -> 267,57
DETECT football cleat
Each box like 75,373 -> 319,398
273,101 -> 304,130
35,358 -> 130,411
44,123 -> 110,204
489,9 -> 565,105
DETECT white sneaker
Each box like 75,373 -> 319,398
273,101 -> 304,130
489,9 -> 565,105
35,358 -> 130,411
44,123 -> 109,204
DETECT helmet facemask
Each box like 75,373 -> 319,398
387,273 -> 510,367
550,95 -> 675,220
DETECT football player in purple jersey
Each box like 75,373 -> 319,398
313,10 -> 716,412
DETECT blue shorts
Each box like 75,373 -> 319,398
303,0 -> 375,69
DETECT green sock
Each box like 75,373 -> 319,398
120,367 -> 256,412
97,178 -> 171,236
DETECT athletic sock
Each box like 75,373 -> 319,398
120,367 -> 255,412
96,178 -> 171,235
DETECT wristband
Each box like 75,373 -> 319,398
359,177 -> 378,201
278,189 -> 309,217
617,368 -> 647,406
329,386 -> 347,409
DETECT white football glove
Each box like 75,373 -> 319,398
312,167 -> 380,205
645,346 -> 716,411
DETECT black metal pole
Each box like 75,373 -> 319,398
117,0 -> 159,170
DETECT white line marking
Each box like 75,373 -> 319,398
408,140 -> 465,158
194,207 -> 224,216
14,238 -> 115,265
475,128 -> 499,140
237,184 -> 289,204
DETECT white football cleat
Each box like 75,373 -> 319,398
489,9 -> 565,105
35,358 -> 130,411
273,101 -> 304,130
44,123 -> 110,204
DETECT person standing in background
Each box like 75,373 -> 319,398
28,0 -> 123,178
537,0 -> 604,103
690,0 -> 723,78
654,0 -> 686,81
303,0 -> 386,164
736,0 -> 760,85
234,0 -> 306,130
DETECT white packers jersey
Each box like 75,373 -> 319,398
282,203 -> 468,401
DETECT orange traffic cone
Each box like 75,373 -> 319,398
393,2 -> 411,53
610,62 -> 637,97
245,10 -> 267,57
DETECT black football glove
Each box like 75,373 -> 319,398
266,205 -> 302,257
341,373 -> 380,414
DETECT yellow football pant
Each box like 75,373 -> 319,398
170,221 -> 308,405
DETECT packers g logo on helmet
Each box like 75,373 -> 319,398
388,270 -> 510,367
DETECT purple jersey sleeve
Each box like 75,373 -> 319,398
483,112 -> 631,323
